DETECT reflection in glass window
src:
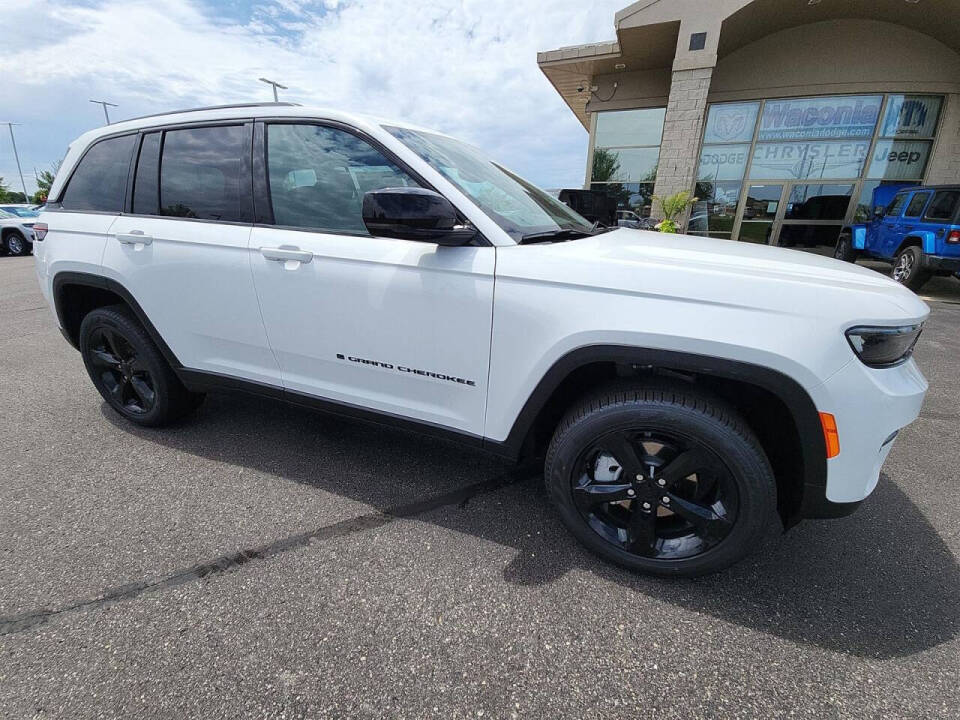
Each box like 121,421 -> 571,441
749,140 -> 869,180
589,182 -> 655,219
924,191 -> 960,222
784,184 -> 853,221
698,145 -> 750,182
595,108 -> 666,149
269,124 -> 418,233
591,147 -> 660,183
880,96 -> 942,139
904,192 -> 932,218
758,95 -> 882,141
867,140 -> 932,181
703,102 -> 760,144
160,125 -> 246,221
690,181 -> 741,238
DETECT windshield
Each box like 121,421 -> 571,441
385,126 -> 594,242
0,207 -> 39,218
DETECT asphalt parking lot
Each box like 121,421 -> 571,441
1,254 -> 958,719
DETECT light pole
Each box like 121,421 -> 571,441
1,122 -> 30,204
89,99 -> 118,125
259,77 -> 288,102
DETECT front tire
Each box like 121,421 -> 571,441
834,232 -> 859,263
79,305 -> 203,427
4,231 -> 30,256
891,246 -> 932,292
544,381 -> 776,577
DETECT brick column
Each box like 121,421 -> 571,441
925,94 -> 960,185
651,66 -> 714,225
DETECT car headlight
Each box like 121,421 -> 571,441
845,324 -> 923,368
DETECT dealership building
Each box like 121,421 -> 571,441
538,0 -> 960,247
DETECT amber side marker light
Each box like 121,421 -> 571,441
820,412 -> 840,458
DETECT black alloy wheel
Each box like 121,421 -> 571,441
572,429 -> 737,560
87,325 -> 157,415
79,305 -> 203,426
545,382 -> 775,577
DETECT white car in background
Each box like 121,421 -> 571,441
0,207 -> 36,256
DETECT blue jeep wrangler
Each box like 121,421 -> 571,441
835,185 -> 960,291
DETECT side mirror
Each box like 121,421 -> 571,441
873,206 -> 885,218
362,187 -> 477,246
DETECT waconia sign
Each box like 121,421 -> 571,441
759,96 -> 883,141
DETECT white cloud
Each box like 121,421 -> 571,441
1,0 -> 623,193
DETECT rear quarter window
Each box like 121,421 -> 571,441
923,190 -> 960,223
59,135 -> 136,212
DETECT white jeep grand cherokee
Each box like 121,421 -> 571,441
34,103 -> 929,576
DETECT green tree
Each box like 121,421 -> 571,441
591,148 -> 621,183
33,161 -> 61,204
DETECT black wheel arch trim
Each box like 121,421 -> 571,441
51,271 -> 183,370
483,345 -> 830,522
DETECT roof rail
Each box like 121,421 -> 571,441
122,102 -> 302,123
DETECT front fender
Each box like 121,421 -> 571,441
850,225 -> 867,251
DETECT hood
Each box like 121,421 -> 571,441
497,228 -> 929,324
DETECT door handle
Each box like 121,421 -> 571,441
260,246 -> 313,264
115,231 -> 153,245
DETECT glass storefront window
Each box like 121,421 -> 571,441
698,144 -> 751,182
690,181 -> 741,238
703,102 -> 760,144
595,108 -> 666,148
749,140 -> 870,180
867,139 -> 932,181
591,146 -> 660,183
879,95 -> 942,139
758,95 -> 883,141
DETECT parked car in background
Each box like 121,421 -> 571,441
557,189 -> 617,227
0,204 -> 42,219
835,185 -> 960,291
0,208 -> 35,256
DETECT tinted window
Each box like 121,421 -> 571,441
60,135 -> 135,212
133,132 -> 161,215
160,125 -> 246,221
904,192 -> 931,218
266,124 -> 419,233
885,194 -> 908,218
924,190 -> 960,222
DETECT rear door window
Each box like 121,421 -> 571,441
885,194 -> 908,218
60,134 -> 136,212
159,125 -> 248,221
132,132 -> 161,215
923,190 -> 960,223
904,192 -> 932,218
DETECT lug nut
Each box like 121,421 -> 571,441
636,473 -> 644,482
657,478 -> 666,486
627,489 -> 636,497
642,502 -> 651,510
662,496 -> 670,504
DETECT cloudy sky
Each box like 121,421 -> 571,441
2,0 -> 623,196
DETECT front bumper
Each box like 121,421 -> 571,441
807,356 -> 927,511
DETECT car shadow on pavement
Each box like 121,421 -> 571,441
99,392 -> 960,661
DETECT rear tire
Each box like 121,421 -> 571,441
544,381 -> 776,577
79,305 -> 203,427
834,232 -> 859,263
891,245 -> 932,292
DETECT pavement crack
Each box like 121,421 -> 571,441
0,465 -> 539,637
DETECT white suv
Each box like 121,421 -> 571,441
34,103 -> 929,576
